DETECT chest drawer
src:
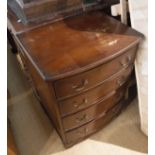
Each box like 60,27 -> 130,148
59,65 -> 133,117
65,100 -> 123,145
62,88 -> 124,131
54,47 -> 136,99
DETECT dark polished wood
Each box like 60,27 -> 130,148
59,65 -> 132,117
54,46 -> 137,99
65,98 -> 124,145
62,84 -> 126,131
17,11 -> 143,81
7,10 -> 143,147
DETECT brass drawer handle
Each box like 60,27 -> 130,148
74,98 -> 88,108
117,66 -> 133,86
120,56 -> 131,67
76,128 -> 89,135
76,114 -> 88,123
72,79 -> 88,92
117,76 -> 126,86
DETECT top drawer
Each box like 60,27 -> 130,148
54,47 -> 137,99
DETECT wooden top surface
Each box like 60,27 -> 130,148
17,11 -> 143,81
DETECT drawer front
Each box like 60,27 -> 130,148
62,89 -> 124,131
54,47 -> 136,99
65,100 -> 123,145
59,65 -> 133,117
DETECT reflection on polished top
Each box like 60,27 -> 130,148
17,11 -> 143,80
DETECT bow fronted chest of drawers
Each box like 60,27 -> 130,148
7,11 -> 143,147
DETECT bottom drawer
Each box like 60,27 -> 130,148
65,100 -> 123,145
62,89 -> 124,131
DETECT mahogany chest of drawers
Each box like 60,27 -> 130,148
7,10 -> 143,147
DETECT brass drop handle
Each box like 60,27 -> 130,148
117,76 -> 126,86
74,98 -> 88,108
76,114 -> 88,123
84,128 -> 89,134
120,56 -> 131,67
76,128 -> 89,135
72,79 -> 88,92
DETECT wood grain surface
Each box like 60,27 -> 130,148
17,11 -> 143,80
